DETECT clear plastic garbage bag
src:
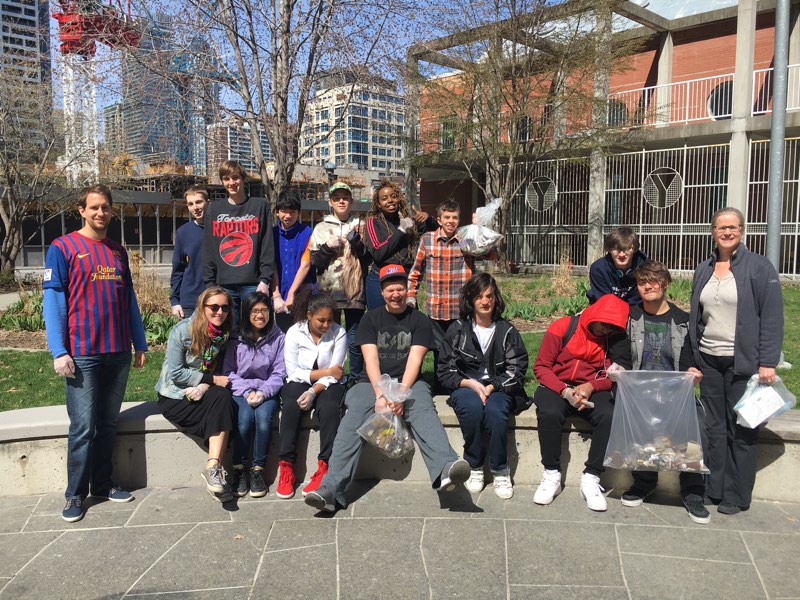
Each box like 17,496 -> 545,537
357,375 -> 415,458
604,371 -> 709,473
456,197 -> 504,256
734,374 -> 796,429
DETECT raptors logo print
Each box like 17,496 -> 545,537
220,231 -> 253,267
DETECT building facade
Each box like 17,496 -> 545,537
300,70 -> 406,178
206,118 -> 273,182
412,0 -> 800,276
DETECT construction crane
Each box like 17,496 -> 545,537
52,1 -> 141,185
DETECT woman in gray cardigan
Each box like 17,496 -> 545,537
688,207 -> 783,515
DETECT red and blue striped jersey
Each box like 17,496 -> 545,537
43,232 -> 136,356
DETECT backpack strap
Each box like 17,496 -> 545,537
561,314 -> 580,349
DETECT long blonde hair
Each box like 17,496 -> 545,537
190,287 -> 233,357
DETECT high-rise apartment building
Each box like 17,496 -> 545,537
206,118 -> 273,182
0,0 -> 52,130
300,71 -> 405,178
120,15 -> 218,173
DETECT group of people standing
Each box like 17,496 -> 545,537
43,161 -> 783,526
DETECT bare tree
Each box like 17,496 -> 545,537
407,0 -> 640,272
140,0 -> 422,204
0,59 -> 83,277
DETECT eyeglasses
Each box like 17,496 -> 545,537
250,308 -> 269,315
205,304 -> 230,313
611,246 -> 634,255
713,225 -> 741,232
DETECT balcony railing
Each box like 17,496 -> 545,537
753,64 -> 800,115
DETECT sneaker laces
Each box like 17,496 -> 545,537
210,464 -> 227,486
67,497 -> 81,509
494,474 -> 512,489
581,476 -> 605,498
279,465 -> 294,486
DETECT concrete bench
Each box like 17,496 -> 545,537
2,399 -> 799,501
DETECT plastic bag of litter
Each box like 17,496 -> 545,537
456,198 -> 504,256
734,374 -> 796,428
357,375 -> 415,458
604,371 -> 708,473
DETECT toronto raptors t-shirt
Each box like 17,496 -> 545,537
203,196 -> 273,287
356,306 -> 433,382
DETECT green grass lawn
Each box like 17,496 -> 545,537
1,279 -> 798,412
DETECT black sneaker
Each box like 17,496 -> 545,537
683,494 -> 711,523
621,484 -> 656,507
230,466 -> 248,498
62,497 -> 84,523
249,466 -> 267,498
717,502 -> 742,515
436,459 -> 470,492
91,486 -> 133,503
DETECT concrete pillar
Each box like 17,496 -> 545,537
655,32 -> 673,126
587,6 -> 612,263
726,0 -> 757,214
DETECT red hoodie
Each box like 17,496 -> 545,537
533,294 -> 629,394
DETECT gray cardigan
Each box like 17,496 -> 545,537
689,244 -> 783,375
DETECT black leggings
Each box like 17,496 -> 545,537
278,381 -> 345,463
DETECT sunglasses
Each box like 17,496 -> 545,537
205,304 -> 231,313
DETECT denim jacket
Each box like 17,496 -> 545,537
155,318 -> 215,400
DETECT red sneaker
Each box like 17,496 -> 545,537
275,460 -> 295,499
302,459 -> 329,496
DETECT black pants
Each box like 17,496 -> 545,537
699,352 -> 757,507
533,386 -> 614,476
431,319 -> 455,388
631,399 -> 707,498
279,381 -> 345,463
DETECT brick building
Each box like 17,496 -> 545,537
409,0 -> 800,276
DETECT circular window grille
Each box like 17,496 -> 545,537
525,176 -> 557,212
707,80 -> 733,120
642,167 -> 683,209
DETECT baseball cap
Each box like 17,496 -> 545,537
328,182 -> 352,196
379,264 -> 407,285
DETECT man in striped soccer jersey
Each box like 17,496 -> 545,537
43,184 -> 148,523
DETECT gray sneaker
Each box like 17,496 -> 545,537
304,486 -> 336,513
436,459 -> 470,492
201,463 -> 227,494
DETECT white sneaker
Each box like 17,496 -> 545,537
580,473 -> 608,511
465,469 -> 484,493
493,474 -> 513,499
533,469 -> 562,505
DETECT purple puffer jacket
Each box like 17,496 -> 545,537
222,325 -> 286,398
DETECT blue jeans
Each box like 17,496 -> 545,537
222,284 -> 258,329
335,308 -> 364,381
448,388 -> 513,473
231,394 -> 279,467
64,352 -> 132,499
365,270 -> 383,310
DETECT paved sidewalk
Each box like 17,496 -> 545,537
1,482 -> 799,599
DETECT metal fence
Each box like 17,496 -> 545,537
506,139 -> 800,277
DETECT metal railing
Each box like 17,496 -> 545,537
752,64 -> 800,115
607,73 -> 736,127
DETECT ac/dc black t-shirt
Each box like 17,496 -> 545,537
356,306 -> 433,381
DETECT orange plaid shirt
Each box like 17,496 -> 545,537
408,228 -> 473,321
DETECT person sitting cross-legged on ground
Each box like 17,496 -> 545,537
437,273 -> 529,499
304,264 -> 470,513
156,288 -> 236,502
222,291 -> 285,499
612,260 -> 709,524
532,294 -> 629,512
276,288 -> 347,499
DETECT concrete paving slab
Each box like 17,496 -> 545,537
349,481 -> 478,518
616,525 -> 752,562
640,497 -> 800,534
32,489 -> 153,517
257,520 -> 338,598
337,518 -> 429,599
129,522 -> 269,595
126,487 -> 234,526
509,586 -> 630,600
741,532 -> 800,599
1,524 -> 193,599
0,530 -> 62,577
127,589 -> 250,599
621,554 -> 767,600
231,496 -> 325,522
24,508 -> 135,532
0,495 -> 42,510
0,507 -> 36,534
422,519 -> 507,599
506,521 -> 624,587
